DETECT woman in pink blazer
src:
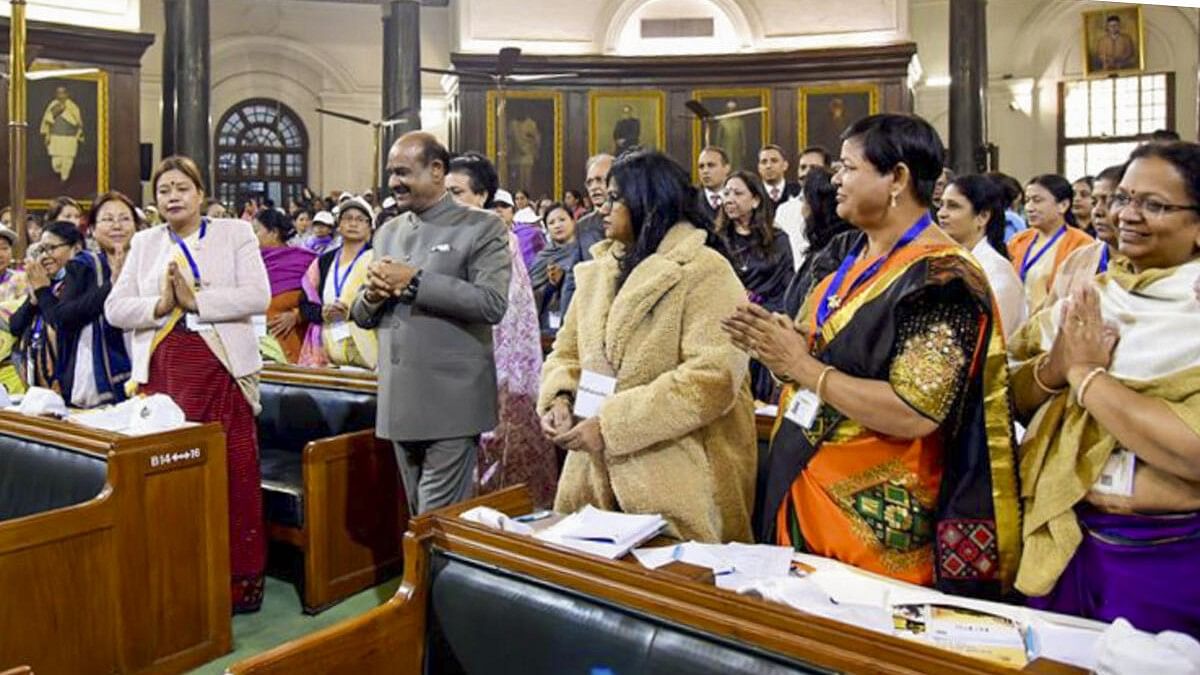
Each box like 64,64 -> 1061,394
105,155 -> 271,613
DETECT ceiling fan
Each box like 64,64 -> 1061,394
315,106 -> 414,190
420,47 -> 575,189
684,98 -> 767,147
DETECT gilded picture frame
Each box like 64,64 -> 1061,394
26,66 -> 109,211
486,89 -> 563,199
797,83 -> 880,156
1081,5 -> 1145,77
588,90 -> 666,158
690,87 -> 771,180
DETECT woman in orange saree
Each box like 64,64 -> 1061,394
724,114 -> 1022,599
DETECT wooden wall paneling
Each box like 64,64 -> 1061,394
448,45 -> 917,188
772,85 -> 798,160
563,89 -> 589,191
666,87 -> 694,170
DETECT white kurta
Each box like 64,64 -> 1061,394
971,238 -> 1028,340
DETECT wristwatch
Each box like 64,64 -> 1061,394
398,269 -> 423,304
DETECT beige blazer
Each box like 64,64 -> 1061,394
104,218 -> 270,383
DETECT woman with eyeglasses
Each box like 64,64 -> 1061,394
539,150 -> 756,543
723,114 -> 1020,598
1010,141 -> 1200,636
1008,174 -> 1095,313
106,155 -> 271,613
297,197 -> 377,369
8,222 -> 79,394
8,205 -> 134,406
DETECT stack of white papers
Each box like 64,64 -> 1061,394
735,556 -> 1107,671
536,505 -> 666,559
632,541 -> 793,589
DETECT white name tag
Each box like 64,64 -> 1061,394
251,315 -> 268,338
574,369 -> 617,419
186,313 -> 214,332
1092,449 -> 1136,497
548,311 -> 562,330
328,321 -> 352,343
784,389 -> 821,429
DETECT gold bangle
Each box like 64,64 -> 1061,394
815,365 -> 836,401
1074,367 -> 1107,408
1033,353 -> 1067,395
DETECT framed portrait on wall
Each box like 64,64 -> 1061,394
1082,5 -> 1144,76
486,90 -> 563,199
589,90 -> 666,158
26,68 -> 109,210
690,88 -> 770,178
797,83 -> 879,156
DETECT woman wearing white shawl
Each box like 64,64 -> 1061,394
1009,141 -> 1200,637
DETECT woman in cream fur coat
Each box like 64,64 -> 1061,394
539,151 -> 756,543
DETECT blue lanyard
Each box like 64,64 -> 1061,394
168,218 -> 207,288
332,246 -> 368,298
1019,225 -> 1066,282
816,213 -> 933,331
1097,245 -> 1110,273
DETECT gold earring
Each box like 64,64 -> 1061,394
890,193 -> 898,208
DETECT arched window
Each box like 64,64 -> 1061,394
214,98 -> 308,210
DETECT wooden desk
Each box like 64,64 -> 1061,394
0,412 -> 232,674
261,363 -> 376,394
229,486 -> 1085,675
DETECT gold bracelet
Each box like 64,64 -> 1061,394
1074,367 -> 1107,408
815,365 -> 836,401
1033,353 -> 1067,394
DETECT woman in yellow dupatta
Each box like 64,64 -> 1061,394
1010,141 -> 1200,636
297,197 -> 378,369
724,114 -> 1021,599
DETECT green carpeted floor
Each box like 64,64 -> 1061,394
187,575 -> 402,674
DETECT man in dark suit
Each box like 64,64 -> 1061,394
758,144 -> 801,209
351,131 -> 512,515
696,145 -> 730,224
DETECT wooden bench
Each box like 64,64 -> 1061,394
227,485 -> 1086,675
0,412 -> 231,674
258,364 -> 408,613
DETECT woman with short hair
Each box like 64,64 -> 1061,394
541,150 -> 756,542
725,114 -> 1021,597
105,155 -> 271,613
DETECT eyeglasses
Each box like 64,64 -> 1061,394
1111,192 -> 1200,218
